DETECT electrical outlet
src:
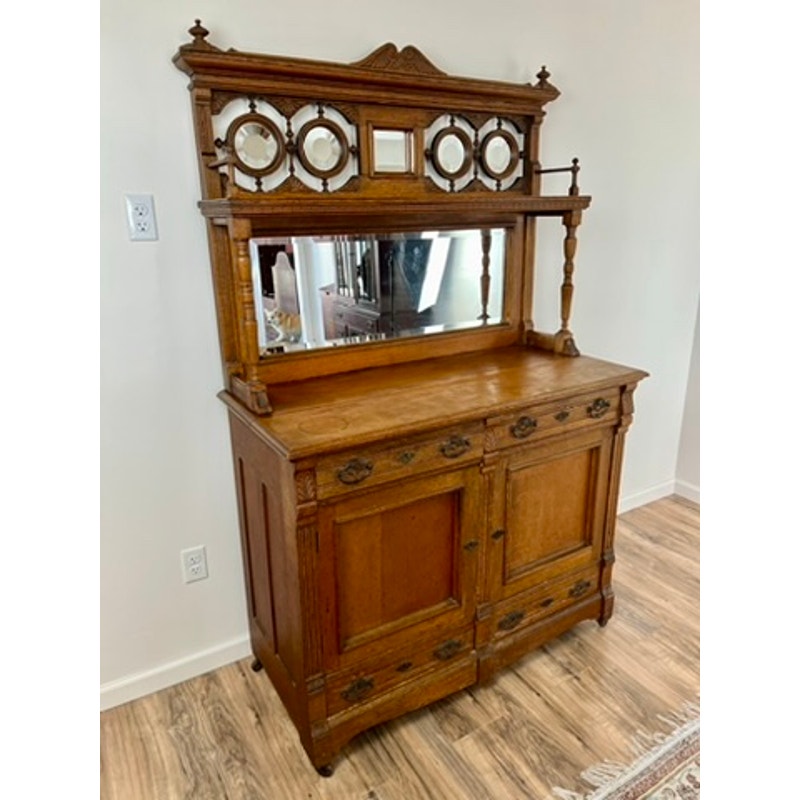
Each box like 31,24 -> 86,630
125,193 -> 158,241
181,545 -> 208,583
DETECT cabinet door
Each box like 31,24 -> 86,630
487,427 -> 613,603
317,465 -> 482,671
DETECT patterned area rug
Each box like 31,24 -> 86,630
551,710 -> 700,799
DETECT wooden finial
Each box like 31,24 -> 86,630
535,66 -> 552,87
177,19 -> 221,54
189,19 -> 209,43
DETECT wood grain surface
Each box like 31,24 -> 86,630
100,495 -> 699,800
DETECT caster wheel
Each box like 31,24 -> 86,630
250,658 -> 263,672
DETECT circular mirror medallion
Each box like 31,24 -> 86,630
241,128 -> 276,165
228,114 -> 285,176
480,129 -> 519,181
297,119 -> 348,178
430,126 -> 473,181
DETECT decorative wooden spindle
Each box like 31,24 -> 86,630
555,209 -> 581,356
479,228 -> 492,322
232,228 -> 260,370
533,157 -> 580,196
569,157 -> 580,196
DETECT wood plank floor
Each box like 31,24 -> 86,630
100,495 -> 699,800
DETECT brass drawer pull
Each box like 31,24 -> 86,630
398,451 -> 416,465
340,676 -> 374,703
569,579 -> 592,598
587,398 -> 611,419
463,539 -> 479,552
396,661 -> 414,673
491,529 -> 506,541
336,457 -> 373,485
433,639 -> 463,661
555,410 -> 571,423
440,435 -> 470,458
498,610 -> 525,631
510,415 -> 537,439
540,597 -> 555,608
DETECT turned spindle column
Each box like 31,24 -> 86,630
479,228 -> 492,322
554,209 -> 582,356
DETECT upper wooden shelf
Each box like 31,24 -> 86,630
198,194 -> 592,232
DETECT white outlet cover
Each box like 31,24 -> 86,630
181,545 -> 208,583
125,193 -> 158,241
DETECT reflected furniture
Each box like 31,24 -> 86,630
173,22 -> 647,775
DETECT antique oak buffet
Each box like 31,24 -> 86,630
173,21 -> 647,775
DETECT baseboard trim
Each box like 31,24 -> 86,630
674,479 -> 700,505
100,635 -> 251,711
100,482 -> 696,711
617,480 -> 676,514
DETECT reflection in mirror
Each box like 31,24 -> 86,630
480,129 -> 518,181
439,134 -> 465,172
298,121 -> 347,177
232,120 -> 283,173
304,127 -> 341,171
485,137 -> 511,173
251,229 -> 507,355
236,125 -> 277,168
373,129 -> 413,173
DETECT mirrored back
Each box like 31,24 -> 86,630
251,228 -> 507,355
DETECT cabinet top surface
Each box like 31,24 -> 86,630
222,347 -> 647,459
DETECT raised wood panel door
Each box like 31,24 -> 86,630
489,428 -> 613,602
318,466 -> 483,671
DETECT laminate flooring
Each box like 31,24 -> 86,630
100,495 -> 700,799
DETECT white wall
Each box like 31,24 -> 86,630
100,0 -> 699,707
676,306 -> 700,502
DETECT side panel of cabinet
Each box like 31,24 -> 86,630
317,466 -> 483,672
227,414 -> 310,726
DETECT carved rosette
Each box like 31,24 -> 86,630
483,426 -> 500,452
295,470 -> 317,504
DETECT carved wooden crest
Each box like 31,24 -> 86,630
352,43 -> 446,76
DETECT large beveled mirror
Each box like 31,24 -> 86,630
250,228 -> 507,355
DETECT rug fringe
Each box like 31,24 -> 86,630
550,698 -> 700,800
630,699 -> 700,757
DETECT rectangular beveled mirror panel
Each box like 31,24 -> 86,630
373,129 -> 414,173
252,228 -> 507,356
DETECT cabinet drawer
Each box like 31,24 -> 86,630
491,567 -> 599,638
486,388 -> 620,451
326,625 -> 474,718
316,422 -> 484,499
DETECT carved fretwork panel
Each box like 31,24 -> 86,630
173,22 -> 568,204
209,98 -> 359,195
424,115 -> 524,193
